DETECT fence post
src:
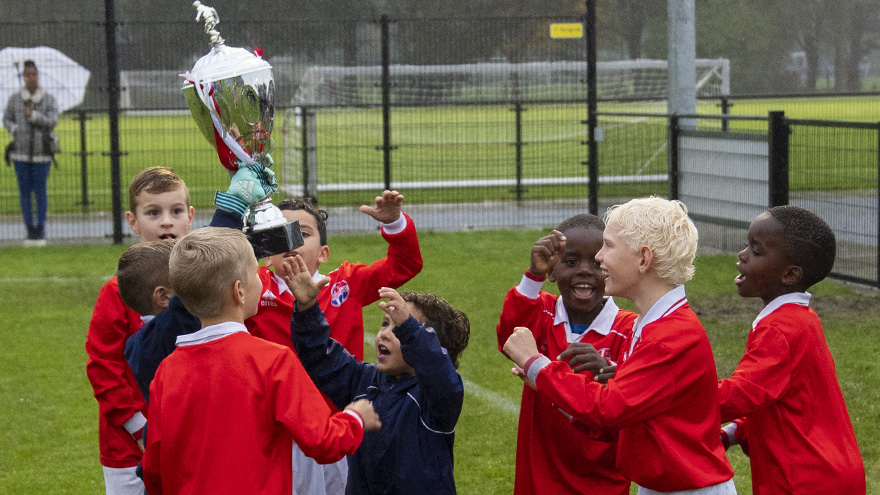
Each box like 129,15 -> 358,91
75,110 -> 94,212
104,0 -> 124,243
668,114 -> 680,200
300,106 -> 318,201
380,14 -> 392,191
585,0 -> 598,215
876,122 -> 879,288
768,110 -> 789,207
510,102 -> 526,201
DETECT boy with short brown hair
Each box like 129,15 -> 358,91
141,227 -> 380,494
719,205 -> 866,494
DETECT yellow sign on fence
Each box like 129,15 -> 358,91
550,23 -> 583,39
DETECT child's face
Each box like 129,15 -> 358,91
595,221 -> 642,301
375,305 -> 423,378
266,209 -> 329,276
552,226 -> 606,324
735,212 -> 794,305
125,188 -> 194,242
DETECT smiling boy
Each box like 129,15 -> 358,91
719,205 -> 866,494
496,214 -> 634,495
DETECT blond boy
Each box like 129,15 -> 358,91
504,197 -> 736,495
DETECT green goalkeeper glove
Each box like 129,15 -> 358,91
214,162 -> 278,216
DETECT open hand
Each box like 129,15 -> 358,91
359,190 -> 404,224
280,254 -> 329,310
530,230 -> 566,279
378,287 -> 409,327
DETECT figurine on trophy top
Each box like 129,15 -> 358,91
181,0 -> 302,258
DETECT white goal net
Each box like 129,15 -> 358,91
292,58 -> 730,106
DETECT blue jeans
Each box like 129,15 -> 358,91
13,160 -> 51,228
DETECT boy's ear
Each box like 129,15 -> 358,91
780,265 -> 803,287
125,211 -> 140,235
152,285 -> 173,310
638,246 -> 653,274
318,244 -> 330,265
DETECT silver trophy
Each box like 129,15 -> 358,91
182,1 -> 301,258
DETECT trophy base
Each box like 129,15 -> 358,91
246,220 -> 304,259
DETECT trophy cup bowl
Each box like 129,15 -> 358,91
183,1 -> 302,258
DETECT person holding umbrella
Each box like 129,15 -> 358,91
3,59 -> 59,246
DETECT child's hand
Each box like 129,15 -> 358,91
378,287 -> 409,327
530,230 -> 566,279
558,342 -> 615,383
503,327 -> 540,368
345,399 -> 382,432
359,190 -> 403,224
280,254 -> 329,310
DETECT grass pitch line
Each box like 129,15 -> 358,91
364,332 -> 520,415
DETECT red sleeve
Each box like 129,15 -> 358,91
85,278 -> 145,426
346,212 -> 423,306
534,338 -> 677,429
717,321 -> 792,423
495,284 -> 554,353
142,375 -> 164,495
273,349 -> 363,464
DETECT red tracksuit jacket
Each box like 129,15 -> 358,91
246,213 -> 422,360
142,324 -> 364,495
85,276 -> 146,467
497,273 -> 635,495
526,286 -> 734,492
718,293 -> 866,495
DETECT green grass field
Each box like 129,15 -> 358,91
0,94 -> 875,215
0,229 -> 877,494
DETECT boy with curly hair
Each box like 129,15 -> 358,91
285,253 -> 469,494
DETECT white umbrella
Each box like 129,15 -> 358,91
0,46 -> 91,114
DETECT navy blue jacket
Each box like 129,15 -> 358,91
292,303 -> 463,495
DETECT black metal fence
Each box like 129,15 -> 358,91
1,13 -> 878,288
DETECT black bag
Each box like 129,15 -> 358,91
4,141 -> 12,166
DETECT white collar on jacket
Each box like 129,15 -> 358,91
554,295 -> 621,343
20,87 -> 45,104
176,321 -> 248,347
752,292 -> 811,329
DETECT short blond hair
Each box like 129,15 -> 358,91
117,240 -> 175,315
605,197 -> 698,285
169,227 -> 253,320
128,166 -> 190,213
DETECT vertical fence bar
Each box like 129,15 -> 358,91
668,115 -> 680,200
720,96 -> 731,132
876,122 -> 879,287
76,110 -> 93,212
104,0 -> 123,243
380,15 -> 392,191
768,110 -> 789,207
585,0 -> 598,215
511,103 -> 525,201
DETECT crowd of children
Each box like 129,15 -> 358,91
85,164 -> 866,495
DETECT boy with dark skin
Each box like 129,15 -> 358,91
497,214 -> 635,495
719,205 -> 865,494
